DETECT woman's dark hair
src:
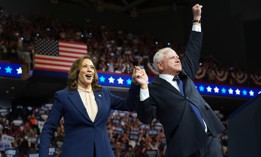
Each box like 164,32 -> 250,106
67,56 -> 102,91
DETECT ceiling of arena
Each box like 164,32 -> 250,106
59,0 -> 191,14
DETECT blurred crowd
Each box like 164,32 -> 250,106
0,103 -> 228,157
0,8 -> 260,88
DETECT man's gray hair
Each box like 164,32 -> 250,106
153,47 -> 173,71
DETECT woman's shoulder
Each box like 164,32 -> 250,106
99,86 -> 109,92
55,87 -> 70,95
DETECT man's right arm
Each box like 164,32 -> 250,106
132,66 -> 156,123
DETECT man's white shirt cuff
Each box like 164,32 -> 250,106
192,25 -> 201,32
140,88 -> 149,101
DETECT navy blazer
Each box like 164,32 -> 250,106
39,84 -> 139,157
136,31 -> 225,157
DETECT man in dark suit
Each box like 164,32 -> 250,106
134,4 -> 225,157
39,56 -> 140,157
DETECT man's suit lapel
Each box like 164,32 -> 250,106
68,90 -> 92,122
153,77 -> 181,95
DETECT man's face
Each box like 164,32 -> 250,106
78,58 -> 95,88
158,49 -> 182,76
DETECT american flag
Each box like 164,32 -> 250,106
34,39 -> 87,72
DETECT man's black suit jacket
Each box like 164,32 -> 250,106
136,31 -> 225,157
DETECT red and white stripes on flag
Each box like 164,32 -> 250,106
34,39 -> 87,73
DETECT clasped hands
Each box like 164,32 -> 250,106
132,66 -> 148,89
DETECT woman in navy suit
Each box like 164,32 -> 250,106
39,56 -> 140,157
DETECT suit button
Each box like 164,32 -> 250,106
186,96 -> 189,99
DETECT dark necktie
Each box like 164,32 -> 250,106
173,76 -> 206,129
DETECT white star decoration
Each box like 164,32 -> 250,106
249,90 -> 254,96
235,89 -> 240,95
228,88 -> 233,94
16,67 -> 22,74
206,86 -> 212,92
214,87 -> 219,93
108,76 -> 115,83
117,77 -> 124,84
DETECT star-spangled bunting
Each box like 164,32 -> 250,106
1,61 -> 260,99
0,62 -> 23,78
97,72 -> 260,99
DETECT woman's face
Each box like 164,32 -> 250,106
77,58 -> 95,89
